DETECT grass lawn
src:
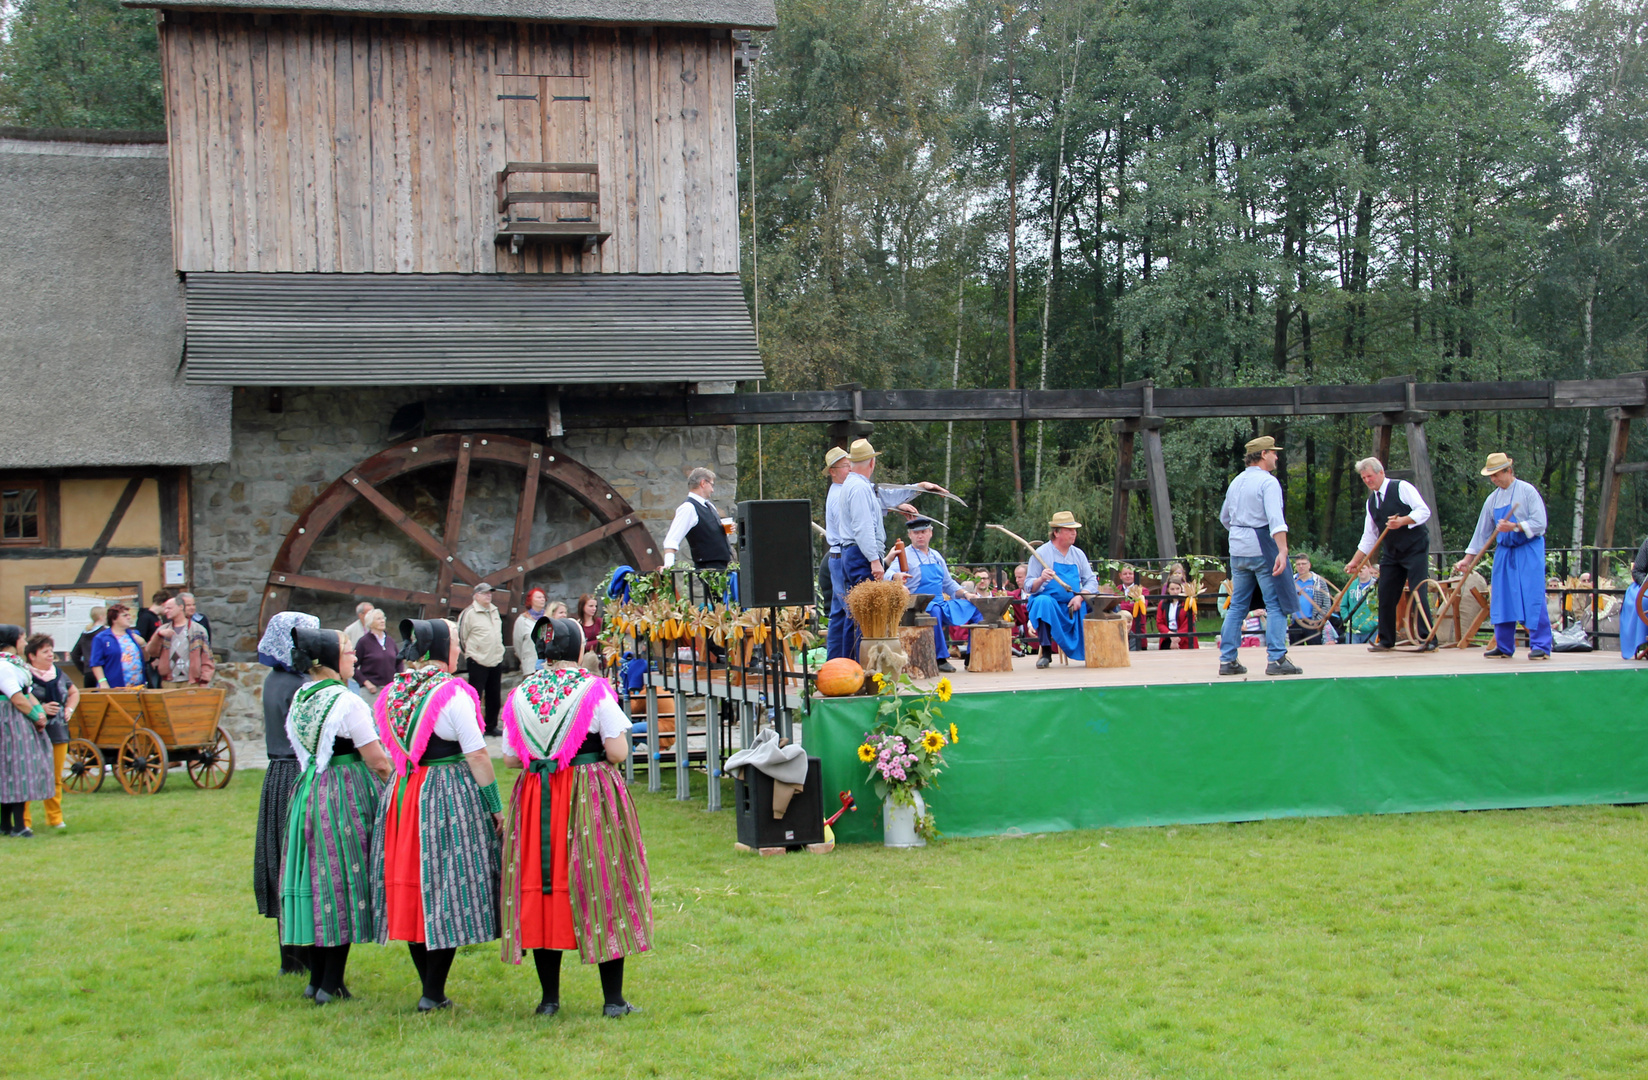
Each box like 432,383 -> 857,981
2,768 -> 1646,1079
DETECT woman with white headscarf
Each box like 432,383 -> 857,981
254,610 -> 322,978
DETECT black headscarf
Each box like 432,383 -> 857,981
532,616 -> 584,663
290,626 -> 341,674
399,618 -> 452,665
0,624 -> 25,652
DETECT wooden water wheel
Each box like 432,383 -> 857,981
259,433 -> 662,631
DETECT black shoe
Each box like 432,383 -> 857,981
13,827 -> 33,838
1218,661 -> 1247,676
603,1001 -> 642,1018
1422,640 -> 1439,652
1035,655 -> 1051,669
417,996 -> 453,1012
484,727 -> 501,738
1483,647 -> 1511,658
1266,656 -> 1302,676
535,1001 -> 561,1016
304,984 -> 318,1000
1528,649 -> 1550,660
1367,643 -> 1394,653
936,661 -> 956,673
314,989 -> 346,1006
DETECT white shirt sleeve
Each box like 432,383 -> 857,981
661,498 -> 701,563
433,690 -> 488,753
1399,480 -> 1431,527
1357,485 -> 1381,554
594,694 -> 633,741
0,662 -> 23,698
335,692 -> 380,747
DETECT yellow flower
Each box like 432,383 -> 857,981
857,743 -> 877,763
871,672 -> 887,691
948,722 -> 960,744
935,677 -> 953,702
921,730 -> 945,754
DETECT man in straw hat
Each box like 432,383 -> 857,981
1215,435 -> 1303,676
825,439 -> 890,661
1025,511 -> 1101,668
900,515 -> 978,673
1452,453 -> 1553,659
822,444 -> 930,659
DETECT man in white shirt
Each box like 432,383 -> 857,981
1342,457 -> 1436,652
662,467 -> 732,571
344,601 -> 374,646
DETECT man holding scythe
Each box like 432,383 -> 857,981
1453,453 -> 1553,660
1343,457 -> 1437,653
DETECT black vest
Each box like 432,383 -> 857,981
1368,481 -> 1428,561
684,497 -> 732,568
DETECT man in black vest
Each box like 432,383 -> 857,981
1343,457 -> 1437,651
662,467 -> 733,571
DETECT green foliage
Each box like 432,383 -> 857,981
0,0 -> 164,129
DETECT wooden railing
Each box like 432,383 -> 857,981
494,162 -> 610,254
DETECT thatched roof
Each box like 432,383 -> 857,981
125,0 -> 776,29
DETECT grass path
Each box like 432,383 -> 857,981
2,770 -> 1646,1078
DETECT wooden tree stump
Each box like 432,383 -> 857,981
899,625 -> 939,679
967,626 -> 1013,673
1085,618 -> 1130,668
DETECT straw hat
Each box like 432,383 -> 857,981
1480,452 -> 1513,476
1245,435 -> 1284,454
847,438 -> 878,463
821,446 -> 848,475
1048,511 -> 1083,530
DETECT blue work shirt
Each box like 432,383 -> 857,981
840,472 -> 886,560
1219,466 -> 1289,558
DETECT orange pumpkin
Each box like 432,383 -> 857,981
816,657 -> 866,697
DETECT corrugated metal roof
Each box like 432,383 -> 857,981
184,272 -> 764,386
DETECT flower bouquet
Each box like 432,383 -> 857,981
856,673 -> 957,843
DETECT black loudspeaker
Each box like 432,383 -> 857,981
734,757 -> 825,848
736,499 -> 815,607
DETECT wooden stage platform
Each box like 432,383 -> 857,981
912,643 -> 1632,695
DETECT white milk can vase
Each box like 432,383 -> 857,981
882,791 -> 927,848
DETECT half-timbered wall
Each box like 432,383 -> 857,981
159,14 -> 739,274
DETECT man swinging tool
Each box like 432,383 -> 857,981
1343,458 -> 1437,652
1452,452 -> 1553,660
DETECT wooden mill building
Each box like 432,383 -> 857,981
0,0 -> 773,676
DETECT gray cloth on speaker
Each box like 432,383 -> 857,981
724,728 -> 808,785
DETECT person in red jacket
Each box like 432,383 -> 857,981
1156,579 -> 1198,649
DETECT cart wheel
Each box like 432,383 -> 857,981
117,728 -> 169,795
1406,579 -> 1452,645
187,727 -> 236,789
64,739 -> 105,794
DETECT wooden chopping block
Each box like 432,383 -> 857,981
1085,617 -> 1130,668
899,625 -> 939,679
967,625 -> 1013,673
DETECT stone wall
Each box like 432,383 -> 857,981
192,387 -> 737,661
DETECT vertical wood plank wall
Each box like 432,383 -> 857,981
161,15 -> 739,274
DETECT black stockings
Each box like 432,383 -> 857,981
408,942 -> 456,1003
0,802 -> 21,833
307,944 -> 351,996
532,949 -> 626,1008
533,948 -> 562,1006
279,928 -> 310,976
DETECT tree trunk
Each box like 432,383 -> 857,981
1005,20 -> 1023,510
1572,284 -> 1597,548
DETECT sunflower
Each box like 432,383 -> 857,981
934,677 -> 953,702
871,671 -> 887,691
948,722 -> 960,744
857,743 -> 877,763
921,730 -> 945,754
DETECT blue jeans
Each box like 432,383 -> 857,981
1219,556 -> 1290,663
826,554 -> 849,660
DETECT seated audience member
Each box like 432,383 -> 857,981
1157,580 -> 1198,649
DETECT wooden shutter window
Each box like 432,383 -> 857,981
1,482 -> 44,545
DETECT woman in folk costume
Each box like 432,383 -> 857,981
500,617 -> 651,1019
280,626 -> 392,1005
0,624 -> 54,838
254,611 -> 322,976
370,618 -> 503,1012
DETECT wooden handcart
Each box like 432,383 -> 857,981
64,687 -> 235,795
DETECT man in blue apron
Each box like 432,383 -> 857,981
1452,453 -> 1553,659
1215,435 -> 1302,676
899,517 -> 979,674
1026,512 -> 1101,668
1622,536 -> 1648,660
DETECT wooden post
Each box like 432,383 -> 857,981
1083,618 -> 1130,668
1371,418 -> 1393,467
898,624 -> 938,679
1109,428 -> 1136,562
1402,414 -> 1442,553
966,626 -> 1013,672
1141,424 -> 1177,561
1595,409 -> 1636,547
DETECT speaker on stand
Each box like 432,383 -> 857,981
735,500 -> 815,608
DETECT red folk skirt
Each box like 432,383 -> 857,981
381,765 -> 429,943
510,768 -> 578,951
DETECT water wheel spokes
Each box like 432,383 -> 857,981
259,434 -> 661,632
187,727 -> 236,789
64,738 -> 105,794
117,728 -> 169,795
